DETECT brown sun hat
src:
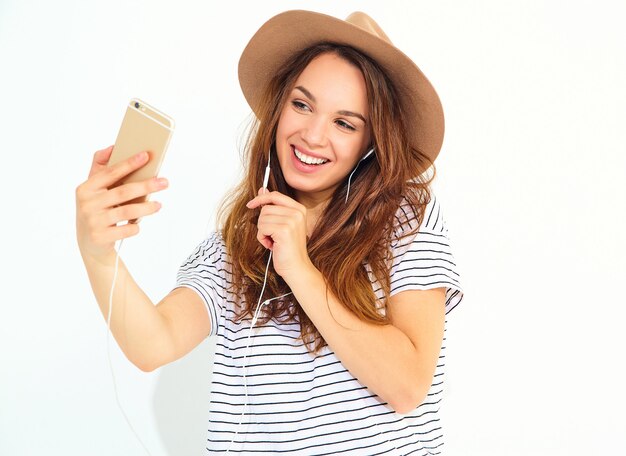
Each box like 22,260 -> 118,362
238,10 -> 445,164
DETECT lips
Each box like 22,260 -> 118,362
290,145 -> 330,173
291,145 -> 330,164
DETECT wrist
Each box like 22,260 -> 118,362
283,260 -> 323,291
79,245 -> 119,268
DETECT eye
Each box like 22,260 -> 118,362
291,100 -> 311,112
335,119 -> 356,131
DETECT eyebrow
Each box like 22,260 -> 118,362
294,86 -> 367,124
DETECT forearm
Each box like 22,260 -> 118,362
285,265 -> 426,413
79,248 -> 172,371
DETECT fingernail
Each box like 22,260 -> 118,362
156,177 -> 169,187
135,151 -> 148,162
245,200 -> 252,208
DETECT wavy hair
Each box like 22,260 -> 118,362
216,43 -> 436,354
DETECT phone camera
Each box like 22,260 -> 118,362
134,102 -> 140,109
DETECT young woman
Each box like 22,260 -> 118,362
76,10 -> 464,455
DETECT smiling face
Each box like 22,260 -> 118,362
275,52 -> 372,206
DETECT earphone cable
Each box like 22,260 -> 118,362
224,248 -> 294,453
225,247 -> 271,454
345,147 -> 375,203
107,237 -> 155,456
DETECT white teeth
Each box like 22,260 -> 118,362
294,147 -> 328,165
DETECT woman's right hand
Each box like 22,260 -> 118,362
75,145 -> 169,261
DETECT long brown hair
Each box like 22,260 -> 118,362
216,43 -> 436,353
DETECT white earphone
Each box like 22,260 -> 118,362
225,147 -> 292,453
107,243 -> 154,455
361,146 -> 376,161
345,146 -> 376,203
106,145 -> 378,455
225,144 -> 398,454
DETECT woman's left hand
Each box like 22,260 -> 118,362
246,188 -> 314,281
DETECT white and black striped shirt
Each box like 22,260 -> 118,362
174,194 -> 464,455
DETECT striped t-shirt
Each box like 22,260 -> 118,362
174,193 -> 464,455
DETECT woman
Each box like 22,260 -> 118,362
76,10 -> 464,455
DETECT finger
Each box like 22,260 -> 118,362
256,228 -> 274,250
247,191 -> 304,212
253,212 -> 273,249
255,212 -> 287,251
258,214 -> 304,241
87,146 -> 114,179
256,220 -> 297,250
94,176 -> 169,209
258,204 -> 297,216
104,200 -> 162,226
257,230 -> 273,250
92,222 -> 142,245
258,206 -> 306,229
88,149 -> 150,193
257,214 -> 290,227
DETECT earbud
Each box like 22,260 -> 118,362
360,146 -> 375,162
263,147 -> 271,190
345,146 -> 376,203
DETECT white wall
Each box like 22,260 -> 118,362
1,1 -> 624,455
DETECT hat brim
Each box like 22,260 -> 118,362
238,10 -> 444,163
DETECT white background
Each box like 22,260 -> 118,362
1,1 -> 625,455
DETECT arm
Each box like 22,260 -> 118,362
76,146 -> 210,372
244,188 -> 447,412
285,264 -> 446,414
80,250 -> 210,372
80,249 -> 170,371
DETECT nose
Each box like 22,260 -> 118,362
301,115 -> 328,148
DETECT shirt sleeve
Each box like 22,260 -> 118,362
390,194 -> 464,314
173,231 -> 227,337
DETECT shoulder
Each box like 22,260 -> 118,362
387,191 -> 465,313
200,230 -> 226,254
180,230 -> 228,268
209,230 -> 226,250
391,191 -> 446,248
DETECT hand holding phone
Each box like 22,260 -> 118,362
107,99 -> 174,223
75,99 -> 174,260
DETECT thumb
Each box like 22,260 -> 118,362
88,145 -> 114,178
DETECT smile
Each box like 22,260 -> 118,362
292,146 -> 329,165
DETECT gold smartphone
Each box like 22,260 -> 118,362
108,98 -> 175,223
